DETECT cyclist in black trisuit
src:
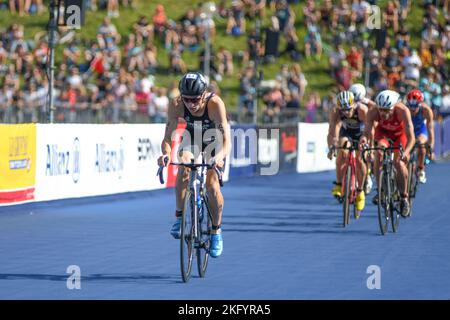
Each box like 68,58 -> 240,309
157,72 -> 231,258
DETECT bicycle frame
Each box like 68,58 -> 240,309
334,140 -> 359,226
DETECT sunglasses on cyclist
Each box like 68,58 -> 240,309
378,108 -> 392,113
182,95 -> 202,104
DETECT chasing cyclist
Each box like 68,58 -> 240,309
327,90 -> 368,215
349,83 -> 374,194
405,89 -> 435,183
360,90 -> 416,217
157,72 -> 231,258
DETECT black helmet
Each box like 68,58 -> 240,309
179,72 -> 207,96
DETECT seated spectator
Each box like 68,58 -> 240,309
329,42 -> 346,76
318,0 -> 334,30
303,0 -> 318,27
403,49 -> 422,85
335,60 -> 352,91
384,1 -> 399,32
169,42 -> 186,74
304,92 -> 321,123
248,0 -> 266,19
238,67 -> 256,117
107,0 -> 119,18
216,46 -> 233,77
143,42 -> 158,72
281,26 -> 300,61
421,22 -> 440,46
153,87 -> 169,123
181,24 -> 200,53
275,0 -> 295,34
226,0 -> 246,36
262,85 -> 284,123
304,25 -> 322,60
133,15 -> 154,44
420,67 -> 442,114
97,17 -> 121,47
332,0 -> 351,28
276,64 -> 289,93
288,64 -> 307,101
351,0 -> 370,26
346,46 -> 363,78
153,4 -> 167,40
419,40 -> 433,68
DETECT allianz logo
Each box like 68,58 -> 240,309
95,137 -> 124,176
45,138 -> 81,183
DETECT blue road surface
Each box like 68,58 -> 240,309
0,161 -> 449,299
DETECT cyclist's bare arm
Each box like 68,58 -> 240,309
361,107 -> 378,146
327,107 -> 341,148
159,98 -> 182,165
423,103 -> 435,150
397,103 -> 416,155
357,104 -> 368,126
208,95 -> 231,163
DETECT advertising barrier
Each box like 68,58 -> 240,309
297,122 -> 335,173
279,125 -> 298,173
434,121 -> 442,158
229,124 -> 257,178
0,124 -> 36,205
442,117 -> 450,157
257,125 -> 280,176
34,124 -> 166,201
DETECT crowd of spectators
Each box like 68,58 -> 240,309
0,0 -> 449,125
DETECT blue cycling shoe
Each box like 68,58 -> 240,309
170,217 -> 182,239
209,233 -> 223,258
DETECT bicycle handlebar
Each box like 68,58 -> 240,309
157,160 -> 224,187
362,145 -> 404,164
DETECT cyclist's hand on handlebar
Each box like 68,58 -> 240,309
401,151 -> 410,163
430,151 -> 435,161
157,155 -> 170,167
209,157 -> 224,168
327,146 -> 335,160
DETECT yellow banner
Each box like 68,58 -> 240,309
0,124 -> 36,191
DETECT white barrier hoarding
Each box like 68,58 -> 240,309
297,123 -> 335,173
35,124 -> 166,201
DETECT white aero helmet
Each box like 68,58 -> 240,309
336,90 -> 354,110
375,90 -> 400,110
349,83 -> 366,102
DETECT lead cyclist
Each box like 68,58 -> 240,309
157,72 -> 231,258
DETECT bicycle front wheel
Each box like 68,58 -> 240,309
390,171 -> 400,233
197,195 -> 211,278
377,169 -> 390,235
180,191 -> 194,283
342,166 -> 351,227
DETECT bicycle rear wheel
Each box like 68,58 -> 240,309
197,195 -> 211,278
180,191 -> 194,283
407,161 -> 416,217
342,166 -> 351,227
377,169 -> 390,235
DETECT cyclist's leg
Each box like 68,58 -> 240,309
205,168 -> 224,234
373,129 -> 389,188
175,150 -> 195,213
416,129 -> 428,176
392,133 -> 409,197
337,136 -> 350,183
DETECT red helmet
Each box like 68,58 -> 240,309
406,89 -> 424,108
